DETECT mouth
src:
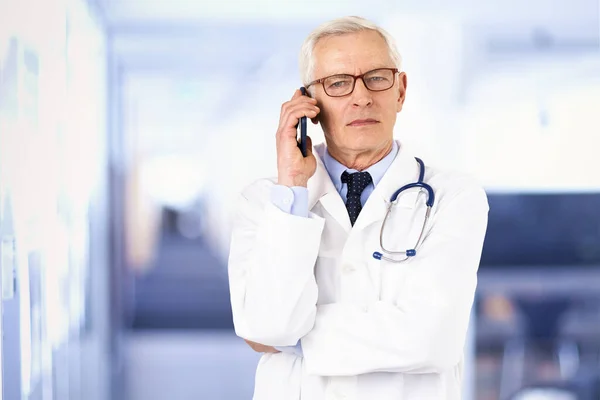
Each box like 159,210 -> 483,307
347,118 -> 379,127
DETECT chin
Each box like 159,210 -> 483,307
345,130 -> 388,150
326,124 -> 390,152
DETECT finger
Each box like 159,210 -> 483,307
280,96 -> 317,119
281,93 -> 318,114
291,88 -> 317,102
301,96 -> 318,105
276,109 -> 319,143
283,104 -> 320,130
244,339 -> 260,350
249,344 -> 263,353
291,89 -> 303,100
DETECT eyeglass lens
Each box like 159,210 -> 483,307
323,68 -> 395,97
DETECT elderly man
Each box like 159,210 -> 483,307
228,15 -> 489,400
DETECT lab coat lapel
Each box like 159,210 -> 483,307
308,145 -> 352,233
352,141 -> 421,232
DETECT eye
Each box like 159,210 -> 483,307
329,80 -> 350,88
367,75 -> 388,82
324,75 -> 353,90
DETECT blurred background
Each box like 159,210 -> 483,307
0,0 -> 599,399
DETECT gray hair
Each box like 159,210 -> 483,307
299,16 -> 403,87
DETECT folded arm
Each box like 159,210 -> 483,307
301,186 -> 489,376
228,182 -> 324,347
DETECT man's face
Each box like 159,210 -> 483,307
310,30 -> 407,155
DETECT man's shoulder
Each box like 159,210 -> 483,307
426,165 -> 484,189
425,164 -> 488,208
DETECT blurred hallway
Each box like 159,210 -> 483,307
123,331 -> 259,400
2,0 -> 600,399
131,227 -> 233,331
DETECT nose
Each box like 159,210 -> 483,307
351,78 -> 373,107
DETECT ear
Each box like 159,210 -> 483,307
396,72 -> 407,113
311,90 -> 320,124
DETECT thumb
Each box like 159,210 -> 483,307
305,135 -> 313,151
305,136 -> 317,159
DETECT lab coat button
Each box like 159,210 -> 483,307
342,264 -> 355,273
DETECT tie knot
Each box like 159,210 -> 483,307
341,171 -> 373,196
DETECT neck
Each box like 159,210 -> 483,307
328,140 -> 393,171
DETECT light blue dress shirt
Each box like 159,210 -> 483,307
269,141 -> 399,356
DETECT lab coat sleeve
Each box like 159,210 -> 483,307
301,185 -> 489,376
228,180 -> 325,346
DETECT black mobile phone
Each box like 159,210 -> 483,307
297,86 -> 308,157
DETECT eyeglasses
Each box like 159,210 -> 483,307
305,67 -> 399,97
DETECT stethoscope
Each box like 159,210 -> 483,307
372,157 -> 435,263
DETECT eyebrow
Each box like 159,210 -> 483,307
319,66 -> 393,78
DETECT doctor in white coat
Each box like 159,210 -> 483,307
228,16 -> 489,400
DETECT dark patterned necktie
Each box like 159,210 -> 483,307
341,171 -> 373,226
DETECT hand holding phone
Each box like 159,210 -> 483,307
275,88 -> 319,188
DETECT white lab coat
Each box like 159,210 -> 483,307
228,140 -> 489,400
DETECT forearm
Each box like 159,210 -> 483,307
301,186 -> 488,376
301,291 -> 474,376
229,189 -> 324,346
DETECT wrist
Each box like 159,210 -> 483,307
278,174 -> 309,188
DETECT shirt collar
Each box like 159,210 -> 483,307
323,140 -> 399,192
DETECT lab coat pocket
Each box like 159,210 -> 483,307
377,258 -> 411,304
374,204 -> 428,304
315,226 -> 344,305
314,251 -> 339,305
